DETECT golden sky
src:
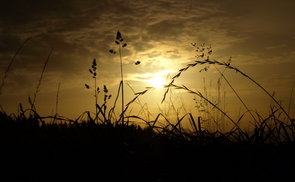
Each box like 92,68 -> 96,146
0,0 -> 295,129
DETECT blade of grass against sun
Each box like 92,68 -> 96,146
110,31 -> 128,124
212,64 -> 257,123
163,58 -> 293,123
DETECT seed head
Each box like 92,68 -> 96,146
116,31 -> 122,40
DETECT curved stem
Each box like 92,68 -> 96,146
119,45 -> 124,124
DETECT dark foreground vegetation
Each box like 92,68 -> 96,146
1,112 -> 295,182
1,34 -> 295,181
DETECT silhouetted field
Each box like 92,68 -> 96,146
1,112 -> 295,182
1,37 -> 295,181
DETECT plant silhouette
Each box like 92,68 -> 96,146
109,31 -> 128,124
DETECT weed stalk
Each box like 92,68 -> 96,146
31,47 -> 53,113
110,31 -> 127,124
0,37 -> 31,97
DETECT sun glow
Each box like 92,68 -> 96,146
148,76 -> 166,89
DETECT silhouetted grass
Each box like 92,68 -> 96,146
1,111 -> 295,181
1,39 -> 295,181
0,37 -> 31,97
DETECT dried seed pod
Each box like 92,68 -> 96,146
116,31 -> 122,40
103,85 -> 108,93
92,59 -> 97,66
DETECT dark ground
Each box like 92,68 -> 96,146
1,116 -> 295,182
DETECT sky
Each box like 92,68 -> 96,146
0,0 -> 295,130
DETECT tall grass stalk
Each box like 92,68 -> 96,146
30,47 -> 53,113
195,78 -> 226,132
107,81 -> 122,122
212,64 -> 257,123
163,58 -> 293,123
85,56 -> 143,124
55,83 -> 60,115
117,32 -> 126,124
127,83 -> 152,121
170,83 -> 242,132
85,58 -> 99,118
119,41 -> 124,124
0,37 -> 31,97
288,80 -> 295,116
110,31 -> 128,124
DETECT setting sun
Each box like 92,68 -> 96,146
148,76 -> 166,89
